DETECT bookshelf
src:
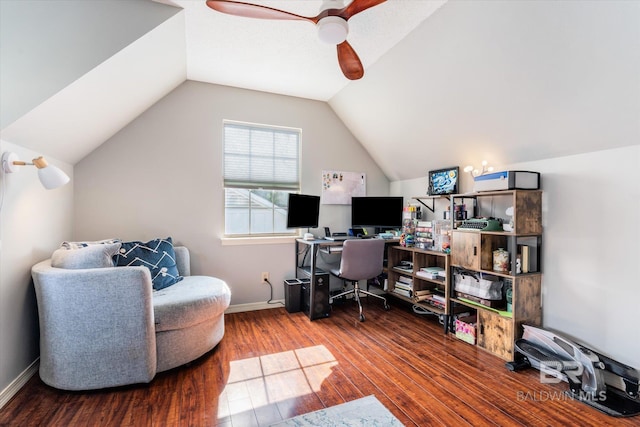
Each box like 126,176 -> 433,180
386,245 -> 458,332
448,190 -> 543,361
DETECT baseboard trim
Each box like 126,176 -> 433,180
0,358 -> 39,410
225,300 -> 285,314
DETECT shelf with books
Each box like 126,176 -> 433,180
450,231 -> 542,277
387,245 -> 457,331
415,266 -> 446,282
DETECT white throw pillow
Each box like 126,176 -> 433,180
51,242 -> 122,269
59,238 -> 120,250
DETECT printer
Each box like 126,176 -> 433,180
473,170 -> 540,192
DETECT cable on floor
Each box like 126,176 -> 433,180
265,278 -> 284,306
412,304 -> 439,316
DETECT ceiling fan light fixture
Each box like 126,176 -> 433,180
205,0 -> 386,79
317,16 -> 348,44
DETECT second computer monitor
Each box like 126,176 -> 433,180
351,196 -> 403,233
286,193 -> 320,230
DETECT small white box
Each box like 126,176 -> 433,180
473,171 -> 540,192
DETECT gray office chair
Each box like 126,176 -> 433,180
329,238 -> 390,322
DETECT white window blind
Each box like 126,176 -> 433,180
223,122 -> 300,191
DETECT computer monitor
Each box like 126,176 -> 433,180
286,193 -> 320,229
351,196 -> 403,232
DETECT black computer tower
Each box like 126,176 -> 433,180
301,274 -> 330,320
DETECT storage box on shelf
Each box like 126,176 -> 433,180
452,268 -> 506,308
410,195 -> 456,252
455,315 -> 477,345
448,189 -> 543,361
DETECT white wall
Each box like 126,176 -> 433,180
391,145 -> 640,367
331,0 -> 640,181
0,140 -> 73,403
0,0 -> 180,128
73,81 -> 390,306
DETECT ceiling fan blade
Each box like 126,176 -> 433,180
337,41 -> 364,80
338,0 -> 387,20
205,0 -> 314,22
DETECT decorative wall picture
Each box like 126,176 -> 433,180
427,166 -> 459,195
321,170 -> 366,204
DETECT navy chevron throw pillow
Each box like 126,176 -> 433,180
114,237 -> 183,290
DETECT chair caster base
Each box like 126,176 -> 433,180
383,303 -> 390,311
359,314 -> 365,322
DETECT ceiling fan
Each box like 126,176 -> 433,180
205,0 -> 387,80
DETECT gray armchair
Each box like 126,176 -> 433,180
31,246 -> 231,390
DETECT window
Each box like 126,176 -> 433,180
223,121 -> 301,237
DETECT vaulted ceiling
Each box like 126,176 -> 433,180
168,0 -> 446,100
1,1 -> 638,181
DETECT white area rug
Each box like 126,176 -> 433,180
270,395 -> 404,426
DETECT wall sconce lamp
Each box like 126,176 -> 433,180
463,160 -> 494,178
1,151 -> 70,190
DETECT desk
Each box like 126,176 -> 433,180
295,238 -> 342,275
295,238 -> 340,320
295,237 -> 399,320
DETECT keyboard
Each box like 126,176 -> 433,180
325,236 -> 354,241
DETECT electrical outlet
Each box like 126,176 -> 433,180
261,272 -> 269,282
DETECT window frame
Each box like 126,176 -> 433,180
222,120 -> 302,239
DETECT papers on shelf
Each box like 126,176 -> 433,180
416,266 -> 446,280
392,288 -> 412,298
394,281 -> 412,292
398,275 -> 413,285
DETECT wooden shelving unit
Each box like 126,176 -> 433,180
448,190 -> 543,361
387,245 -> 460,332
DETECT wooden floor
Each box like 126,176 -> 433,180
0,298 -> 635,426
